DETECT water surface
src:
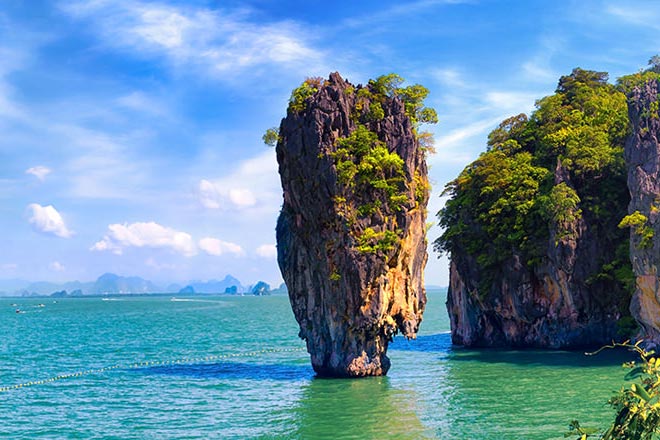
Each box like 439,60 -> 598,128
1,291 -> 630,439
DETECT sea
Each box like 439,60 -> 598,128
1,289 -> 632,439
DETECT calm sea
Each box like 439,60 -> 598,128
1,290 -> 630,439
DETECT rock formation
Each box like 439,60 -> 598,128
275,73 -> 431,376
446,179 -> 625,348
624,79 -> 660,344
437,69 -> 632,348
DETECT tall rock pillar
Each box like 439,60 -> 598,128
275,73 -> 430,377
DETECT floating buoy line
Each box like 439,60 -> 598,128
0,347 -> 306,393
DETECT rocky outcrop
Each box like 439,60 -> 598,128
447,159 -> 624,348
275,73 -> 429,377
624,79 -> 660,344
440,69 -> 635,348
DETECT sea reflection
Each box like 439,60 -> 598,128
291,375 -> 434,439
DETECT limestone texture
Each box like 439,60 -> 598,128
624,79 -> 660,344
446,158 -> 624,348
275,73 -> 429,377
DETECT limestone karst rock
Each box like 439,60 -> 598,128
437,69 -> 632,348
275,73 -> 431,376
624,79 -> 660,344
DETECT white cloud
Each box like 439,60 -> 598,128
145,257 -> 176,271
606,4 -> 660,29
198,149 -> 280,213
116,91 -> 165,116
56,124 -> 145,199
199,237 -> 244,256
520,35 -> 563,84
341,0 -> 474,28
49,261 -> 66,272
229,188 -> 257,207
91,221 -> 196,256
199,180 -> 257,209
61,1 -> 323,79
432,68 -> 467,89
199,179 -> 221,209
522,61 -> 557,83
433,117 -> 502,154
25,165 -> 52,181
27,204 -> 73,238
1,263 -> 18,271
255,244 -> 277,259
483,91 -> 537,114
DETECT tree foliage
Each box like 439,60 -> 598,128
281,73 -> 435,256
262,127 -> 280,147
288,78 -> 323,113
616,56 -> 660,95
365,74 -> 438,133
619,211 -> 655,249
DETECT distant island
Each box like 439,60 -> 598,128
0,273 -> 287,298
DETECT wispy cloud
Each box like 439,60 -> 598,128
606,3 -> 660,29
255,244 -> 277,259
520,35 -> 564,83
482,91 -> 537,114
197,149 -> 280,214
198,237 -> 244,257
91,221 -> 196,256
341,0 -> 474,28
27,203 -> 73,238
25,165 -> 52,181
60,1 -> 324,79
432,68 -> 468,89
0,39 -> 32,120
116,91 -> 167,117
145,257 -> 176,271
49,261 -> 66,272
53,124 -> 147,199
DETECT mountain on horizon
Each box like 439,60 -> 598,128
183,275 -> 245,294
0,272 -> 249,297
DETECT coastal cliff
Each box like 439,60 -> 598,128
275,73 -> 434,376
624,78 -> 660,344
437,69 -> 633,347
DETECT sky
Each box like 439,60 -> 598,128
0,0 -> 658,287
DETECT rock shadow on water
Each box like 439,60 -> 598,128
447,345 -> 635,368
135,361 -> 314,381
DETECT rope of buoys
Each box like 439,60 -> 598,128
0,347 -> 306,393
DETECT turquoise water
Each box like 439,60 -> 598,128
1,291 -> 631,439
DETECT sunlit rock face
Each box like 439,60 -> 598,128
275,73 -> 428,377
624,79 -> 660,344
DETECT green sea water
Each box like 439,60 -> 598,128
1,290 -> 632,439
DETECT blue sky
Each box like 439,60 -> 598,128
0,0 -> 658,287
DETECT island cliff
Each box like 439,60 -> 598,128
624,77 -> 660,344
275,73 -> 435,376
436,69 -> 634,347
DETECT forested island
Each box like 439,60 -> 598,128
436,61 -> 660,438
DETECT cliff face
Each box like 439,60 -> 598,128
275,73 -> 429,377
447,160 -> 622,348
625,79 -> 660,344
